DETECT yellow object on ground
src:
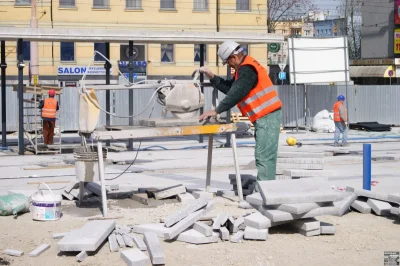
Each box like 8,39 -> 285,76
79,89 -> 100,134
286,136 -> 297,146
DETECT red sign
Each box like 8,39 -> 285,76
396,0 -> 400,25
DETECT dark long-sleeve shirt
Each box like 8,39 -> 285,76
39,99 -> 60,122
210,63 -> 258,114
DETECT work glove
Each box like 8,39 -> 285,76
198,67 -> 214,79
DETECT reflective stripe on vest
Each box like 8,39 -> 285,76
333,101 -> 346,122
234,55 -> 282,123
42,98 -> 57,119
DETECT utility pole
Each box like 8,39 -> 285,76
30,0 -> 39,86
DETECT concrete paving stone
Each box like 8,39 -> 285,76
58,220 -> 116,252
282,169 -> 332,178
192,221 -> 212,237
351,199 -> 371,214
277,158 -> 324,164
52,233 -> 67,239
175,229 -> 219,244
212,212 -> 226,230
277,152 -> 324,158
372,156 -> 395,161
177,193 -> 196,204
346,187 -> 400,204
143,232 -> 166,265
244,227 -> 268,241
153,184 -> 186,200
29,244 -> 50,257
85,182 -> 103,197
131,223 -> 171,238
367,199 -> 392,216
290,218 -> 320,231
116,225 -> 131,235
191,191 -> 214,200
230,230 -> 244,243
232,216 -> 245,233
3,249 -> 24,257
219,212 -> 229,226
76,251 -> 88,262
332,193 -> 358,216
128,234 -> 147,251
390,207 -> 400,216
164,198 -> 208,228
108,234 -> 119,252
299,228 -> 320,237
116,234 -> 126,248
246,193 -> 264,206
320,222 -> 336,235
244,211 -> 271,229
131,193 -> 151,205
123,234 -> 135,247
69,187 -> 93,200
120,248 -> 150,266
164,201 -> 214,240
219,227 -> 229,241
276,163 -> 323,170
270,202 -> 328,215
258,179 -> 338,205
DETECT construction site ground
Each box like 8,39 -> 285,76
1,128 -> 400,266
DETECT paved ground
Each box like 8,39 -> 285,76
0,129 -> 399,265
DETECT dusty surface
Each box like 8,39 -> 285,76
0,196 -> 399,266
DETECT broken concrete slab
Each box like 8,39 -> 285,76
290,218 -> 320,231
121,248 -> 150,266
258,179 -> 338,205
131,223 -> 171,238
143,232 -> 166,265
320,222 -> 336,235
177,193 -> 196,204
153,184 -> 186,200
76,251 -> 88,262
116,234 -> 126,248
230,230 -> 244,243
192,221 -> 212,237
128,234 -> 147,251
367,199 -> 392,216
58,220 -> 116,252
351,200 -> 371,214
219,227 -> 229,241
164,201 -> 214,240
29,244 -> 50,257
175,229 -> 219,245
164,198 -> 208,228
108,234 -> 119,252
244,227 -> 268,241
299,228 -> 320,237
346,187 -> 400,204
244,212 -> 271,229
123,234 -> 135,247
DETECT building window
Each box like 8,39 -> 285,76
328,29 -> 331,35
236,0 -> 249,11
160,0 -> 175,9
93,0 -> 108,8
60,42 -> 75,62
15,0 -> 31,5
17,41 -> 31,61
94,43 -> 106,61
161,44 -> 174,63
193,0 -> 208,10
59,0 -> 75,7
126,0 -> 141,9
194,44 -> 207,62
282,29 -> 287,35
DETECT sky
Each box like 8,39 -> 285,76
313,0 -> 343,16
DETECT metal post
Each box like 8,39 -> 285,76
97,141 -> 108,217
231,133 -> 243,202
205,134 -> 213,192
363,143 -> 371,191
17,39 -> 24,155
290,37 -> 299,131
343,36 -> 349,122
199,44 -> 205,143
224,65 -> 232,147
1,41 -> 7,148
105,42 -> 111,147
128,41 -> 134,150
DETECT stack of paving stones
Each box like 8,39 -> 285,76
224,174 -> 257,197
244,178 -> 358,237
132,184 -> 196,206
277,152 -> 325,180
347,186 -> 400,219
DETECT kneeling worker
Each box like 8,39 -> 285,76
39,89 -> 59,145
198,40 -> 282,181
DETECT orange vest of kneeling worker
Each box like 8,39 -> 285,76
42,98 -> 58,119
234,56 -> 282,123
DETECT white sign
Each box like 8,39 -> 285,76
57,66 -> 113,76
288,37 -> 349,84
279,63 -> 286,71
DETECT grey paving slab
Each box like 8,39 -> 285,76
3,249 -> 24,257
367,199 -> 392,216
29,244 -> 50,257
130,223 -> 171,238
243,212 -> 271,229
390,207 -> 400,216
52,233 -> 67,239
123,234 -> 135,247
177,193 -> 196,204
320,222 -> 336,235
164,198 -> 208,228
282,169 -> 332,178
219,227 -> 229,241
351,200 -> 371,214
346,187 -> 400,204
143,232 -> 166,265
290,218 -> 320,231
108,234 -> 119,252
175,229 -> 219,244
299,228 -> 320,237
120,248 -> 150,266
232,216 -> 245,233
116,234 -> 126,248
128,234 -> 147,251
230,230 -> 244,243
58,220 -> 116,252
192,221 -> 212,237
244,227 -> 268,241
76,251 -> 88,262
153,184 -> 186,200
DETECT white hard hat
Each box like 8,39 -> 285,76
218,40 -> 241,65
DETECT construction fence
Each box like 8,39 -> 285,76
1,84 -> 400,133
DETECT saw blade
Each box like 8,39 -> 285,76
171,110 -> 197,119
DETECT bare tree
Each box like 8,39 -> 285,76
267,0 -> 315,33
338,0 -> 362,59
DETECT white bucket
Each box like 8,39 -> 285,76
30,182 -> 62,221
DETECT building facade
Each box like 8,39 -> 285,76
0,0 -> 267,85
313,17 -> 345,37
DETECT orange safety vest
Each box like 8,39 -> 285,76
234,55 -> 282,123
42,98 -> 57,119
333,101 -> 347,122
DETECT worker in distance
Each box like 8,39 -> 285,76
39,89 -> 60,146
333,95 -> 349,147
197,40 -> 282,182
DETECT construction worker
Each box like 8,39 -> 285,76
39,89 -> 59,145
198,40 -> 282,181
333,95 -> 348,147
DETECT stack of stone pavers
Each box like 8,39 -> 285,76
245,178 -> 357,237
227,174 -> 257,196
277,152 -> 325,179
347,186 -> 400,219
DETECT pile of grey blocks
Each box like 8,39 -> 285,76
62,181 -> 107,201
225,174 -> 257,197
347,186 -> 400,219
243,178 -> 359,237
277,152 -> 325,179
